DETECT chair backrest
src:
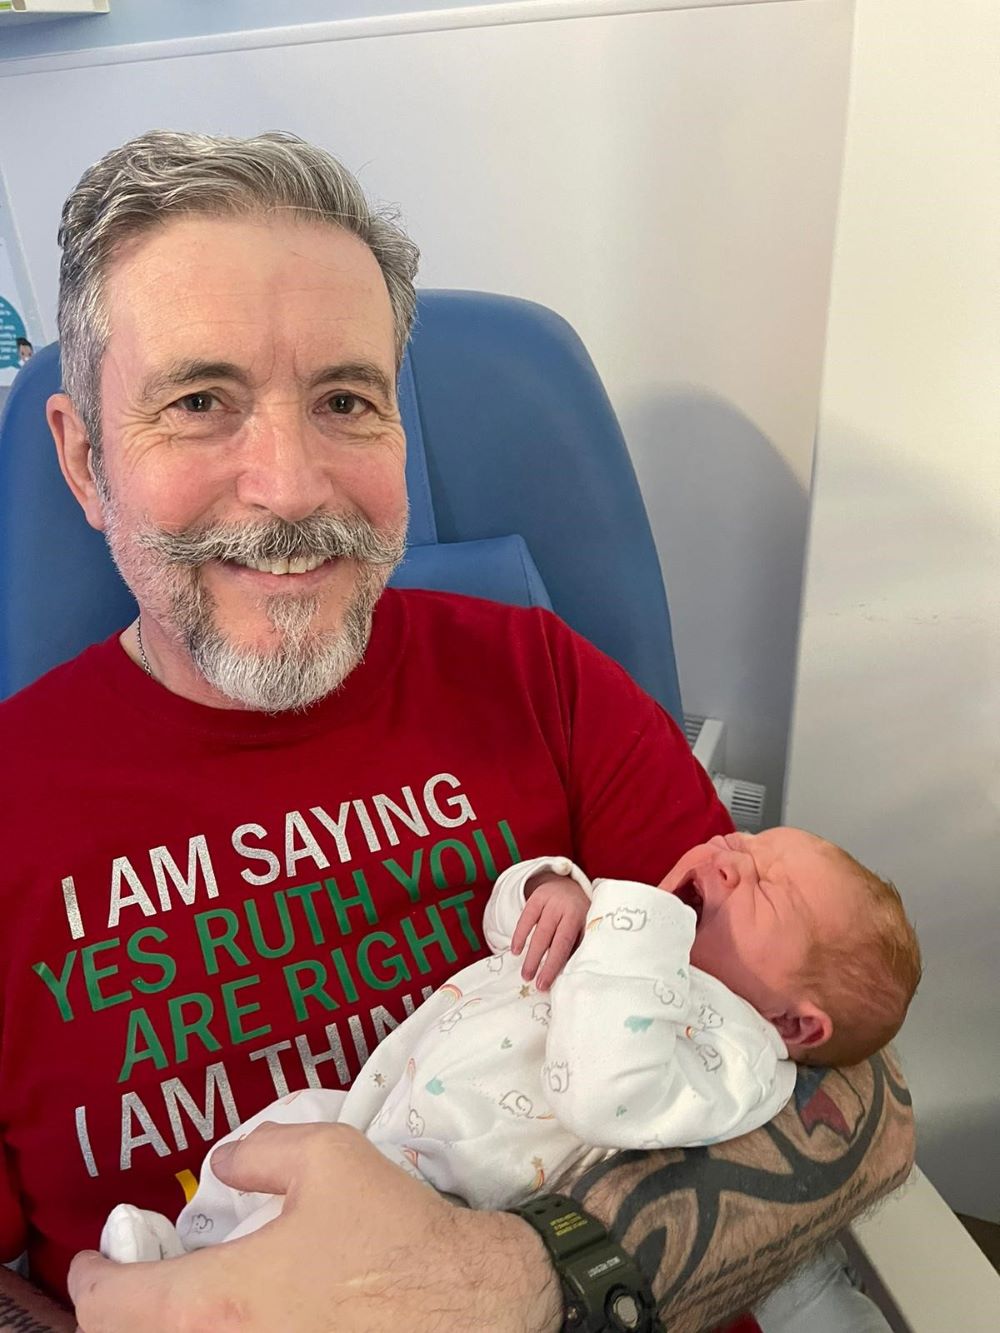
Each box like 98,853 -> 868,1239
0,290 -> 682,720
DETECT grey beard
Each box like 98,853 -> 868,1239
107,510 -> 405,711
180,563 -> 384,712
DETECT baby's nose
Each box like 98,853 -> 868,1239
715,852 -> 748,890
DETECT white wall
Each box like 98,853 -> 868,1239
0,1 -> 854,819
0,0 -> 649,58
784,0 -> 999,1218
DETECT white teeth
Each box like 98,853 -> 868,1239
236,554 -> 326,576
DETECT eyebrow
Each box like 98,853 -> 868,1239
137,360 -> 251,406
305,362 -> 394,403
137,359 -> 395,406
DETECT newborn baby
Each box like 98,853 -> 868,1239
103,826 -> 920,1260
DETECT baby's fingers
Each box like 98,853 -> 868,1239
511,898 -> 544,957
535,917 -> 583,991
520,916 -> 558,982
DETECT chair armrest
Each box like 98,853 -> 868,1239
844,1167 -> 1000,1332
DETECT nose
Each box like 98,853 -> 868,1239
714,849 -> 756,894
234,404 -> 337,522
717,854 -> 741,888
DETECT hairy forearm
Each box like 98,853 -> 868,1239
465,1211 -> 563,1333
571,1048 -> 914,1332
0,1268 -> 75,1332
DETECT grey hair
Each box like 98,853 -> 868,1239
56,129 -> 420,450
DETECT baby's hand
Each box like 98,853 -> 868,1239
511,874 -> 589,991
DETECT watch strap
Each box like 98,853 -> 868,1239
509,1194 -> 660,1332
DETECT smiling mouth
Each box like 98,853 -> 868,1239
674,877 -> 704,924
222,554 -> 333,577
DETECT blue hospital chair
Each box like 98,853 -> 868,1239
0,290 -> 683,717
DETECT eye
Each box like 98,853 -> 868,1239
173,391 -> 218,413
324,392 -> 370,416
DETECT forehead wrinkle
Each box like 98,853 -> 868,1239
103,220 -> 400,438
781,842 -> 848,942
757,842 -> 807,923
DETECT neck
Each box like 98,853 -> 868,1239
120,617 -> 261,710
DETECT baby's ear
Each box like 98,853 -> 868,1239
771,1002 -> 832,1052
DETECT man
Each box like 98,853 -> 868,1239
0,131 -> 913,1332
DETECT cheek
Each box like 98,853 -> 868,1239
108,450 -> 227,531
691,903 -> 749,970
145,480 -> 221,530
690,918 -> 723,969
335,450 -> 407,526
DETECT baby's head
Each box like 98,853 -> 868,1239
659,828 -> 921,1066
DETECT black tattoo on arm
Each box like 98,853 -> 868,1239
0,1269 -> 75,1333
0,1293 -> 65,1333
571,1049 -> 914,1332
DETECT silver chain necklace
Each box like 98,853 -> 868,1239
135,617 -> 153,679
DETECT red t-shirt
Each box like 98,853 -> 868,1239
0,589 -> 729,1302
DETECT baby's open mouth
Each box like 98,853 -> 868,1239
674,877 -> 704,924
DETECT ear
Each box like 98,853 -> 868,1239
46,392 -> 107,532
770,1002 -> 833,1053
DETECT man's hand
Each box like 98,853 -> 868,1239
69,1122 -> 562,1333
511,873 -> 589,990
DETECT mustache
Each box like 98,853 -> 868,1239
135,511 -> 407,568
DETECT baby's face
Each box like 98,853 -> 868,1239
659,828 -> 855,1024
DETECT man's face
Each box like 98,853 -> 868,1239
89,214 -> 407,708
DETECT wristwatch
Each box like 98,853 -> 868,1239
508,1194 -> 660,1332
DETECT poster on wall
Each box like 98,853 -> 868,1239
0,234 -> 33,390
